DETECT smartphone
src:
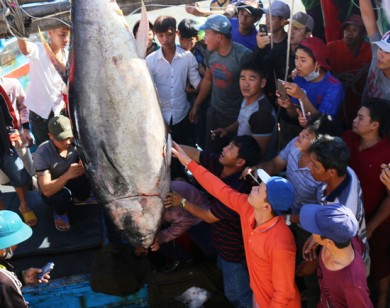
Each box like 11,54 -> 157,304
277,79 -> 288,100
37,262 -> 54,280
259,24 -> 268,35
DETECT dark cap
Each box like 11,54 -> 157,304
290,12 -> 314,32
236,1 -> 263,18
48,115 -> 73,141
262,0 -> 290,19
300,203 -> 358,243
341,14 -> 364,29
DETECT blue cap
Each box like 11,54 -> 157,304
0,210 -> 32,250
257,169 -> 294,214
262,0 -> 290,19
198,14 -> 232,34
300,203 -> 358,243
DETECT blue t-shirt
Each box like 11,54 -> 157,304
231,18 -> 258,52
291,71 -> 344,117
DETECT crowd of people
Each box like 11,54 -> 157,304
0,0 -> 389,306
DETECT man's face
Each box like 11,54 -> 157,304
377,47 -> 390,71
179,36 -> 198,51
155,30 -> 176,48
50,135 -> 73,152
343,24 -> 364,46
147,30 -> 155,48
239,69 -> 263,99
265,15 -> 286,33
308,152 -> 329,182
238,9 -> 257,30
49,28 -> 70,49
295,48 -> 316,77
352,106 -> 376,136
290,26 -> 308,46
247,182 -> 268,209
294,128 -> 316,152
219,142 -> 241,166
204,29 -> 220,52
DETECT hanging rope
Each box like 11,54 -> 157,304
268,0 -> 273,49
0,0 -> 28,38
284,0 -> 295,81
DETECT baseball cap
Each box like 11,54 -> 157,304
256,169 -> 295,214
0,210 -> 32,250
300,203 -> 358,243
290,12 -> 314,32
341,14 -> 364,29
372,31 -> 390,53
198,14 -> 232,34
299,37 -> 330,71
48,115 -> 73,142
262,1 -> 290,19
236,1 -> 263,18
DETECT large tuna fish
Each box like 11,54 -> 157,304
68,0 -> 170,247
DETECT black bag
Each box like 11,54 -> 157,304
90,243 -> 151,296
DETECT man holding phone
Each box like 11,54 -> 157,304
185,0 -> 262,51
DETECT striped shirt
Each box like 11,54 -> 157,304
280,137 -> 322,214
200,151 -> 254,262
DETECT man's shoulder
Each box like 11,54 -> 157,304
34,140 -> 52,156
232,42 -> 252,55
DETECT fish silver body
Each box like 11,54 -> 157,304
68,0 -> 170,247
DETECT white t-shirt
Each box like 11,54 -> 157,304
24,42 -> 67,119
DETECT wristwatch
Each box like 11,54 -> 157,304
285,214 -> 291,226
178,198 -> 187,208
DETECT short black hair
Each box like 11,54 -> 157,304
232,135 -> 261,167
320,235 -> 351,249
132,20 -> 154,37
361,98 -> 390,138
178,18 -> 198,38
154,16 -> 176,33
240,57 -> 266,79
308,135 -> 349,177
308,114 -> 341,137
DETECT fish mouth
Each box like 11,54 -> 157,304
105,195 -> 164,248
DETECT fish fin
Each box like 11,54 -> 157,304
38,27 -> 67,83
109,0 -> 131,31
135,1 -> 150,59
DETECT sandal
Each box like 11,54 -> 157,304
20,208 -> 38,227
53,212 -> 70,232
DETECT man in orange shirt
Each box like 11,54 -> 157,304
172,142 -> 301,307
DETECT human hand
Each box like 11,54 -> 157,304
380,164 -> 390,191
134,245 -> 149,256
22,129 -> 34,147
185,3 -> 204,16
9,130 -> 23,148
189,106 -> 198,124
302,235 -> 318,261
65,163 -> 84,180
171,141 -> 192,167
277,96 -> 292,110
23,268 -> 50,284
150,238 -> 160,251
283,82 -> 305,99
256,33 -> 270,49
296,259 -> 318,277
163,191 -> 183,208
211,128 -> 228,140
297,109 -> 310,128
